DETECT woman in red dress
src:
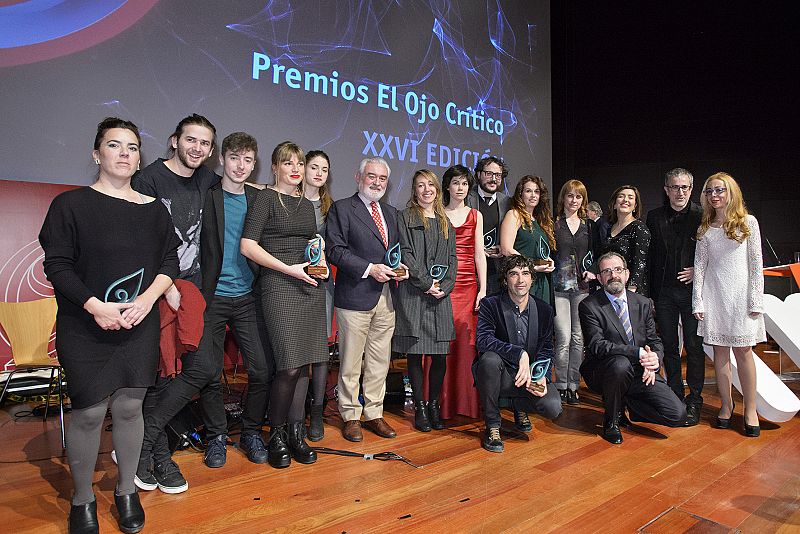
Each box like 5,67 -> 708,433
429,165 -> 487,420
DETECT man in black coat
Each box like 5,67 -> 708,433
646,168 -> 705,426
579,252 -> 687,444
466,156 -> 511,296
474,255 -> 562,453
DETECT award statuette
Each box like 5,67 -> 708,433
529,358 -> 552,393
533,235 -> 552,266
304,237 -> 328,277
483,227 -> 499,255
385,242 -> 407,277
429,264 -> 448,289
104,268 -> 144,303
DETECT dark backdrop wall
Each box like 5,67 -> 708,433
0,1 -> 552,208
551,2 -> 800,264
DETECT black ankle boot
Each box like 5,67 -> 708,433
414,400 -> 431,432
307,404 -> 324,442
68,499 -> 98,534
287,422 -> 318,464
428,399 -> 444,430
114,492 -> 145,534
267,424 -> 291,469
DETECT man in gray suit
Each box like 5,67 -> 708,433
466,156 -> 511,296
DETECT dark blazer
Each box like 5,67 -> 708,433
594,216 -> 611,244
475,292 -> 555,371
466,186 -> 511,221
393,209 -> 457,343
645,201 -> 702,302
579,289 -> 664,373
326,192 -> 400,311
199,182 -> 260,305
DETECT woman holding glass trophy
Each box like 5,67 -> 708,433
499,175 -> 556,305
393,170 -> 457,433
551,180 -> 602,405
241,141 -> 328,468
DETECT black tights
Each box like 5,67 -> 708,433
407,354 -> 446,404
310,362 -> 328,406
269,366 -> 309,426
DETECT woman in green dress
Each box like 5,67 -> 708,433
499,175 -> 556,304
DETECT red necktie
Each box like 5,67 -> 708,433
370,201 -> 388,249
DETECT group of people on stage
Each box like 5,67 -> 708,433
39,115 -> 766,534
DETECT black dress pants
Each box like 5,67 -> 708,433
654,285 -> 705,405
581,354 -> 687,426
474,351 -> 563,428
141,293 -> 272,461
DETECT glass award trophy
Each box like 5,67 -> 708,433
533,235 -> 552,266
483,226 -> 499,254
304,236 -> 328,276
429,264 -> 448,289
385,242 -> 406,277
104,268 -> 144,303
528,357 -> 551,393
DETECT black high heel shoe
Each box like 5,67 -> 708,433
716,401 -> 734,429
744,413 -> 761,437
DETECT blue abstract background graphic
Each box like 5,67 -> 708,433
0,1 -> 551,207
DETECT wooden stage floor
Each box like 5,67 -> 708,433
1,355 -> 798,533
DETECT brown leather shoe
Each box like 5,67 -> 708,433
342,420 -> 363,442
363,417 -> 397,438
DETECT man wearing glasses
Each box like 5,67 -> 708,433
579,252 -> 687,444
467,155 -> 511,295
646,168 -> 705,426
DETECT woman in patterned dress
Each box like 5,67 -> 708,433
241,141 -> 328,467
693,172 -> 765,437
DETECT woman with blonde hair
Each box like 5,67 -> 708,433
393,169 -> 457,432
693,172 -> 765,437
499,175 -> 556,304
552,179 -> 602,404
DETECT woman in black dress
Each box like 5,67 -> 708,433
39,118 -> 178,534
604,185 -> 651,295
241,141 -> 328,468
393,170 -> 457,432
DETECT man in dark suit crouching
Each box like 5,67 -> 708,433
579,252 -> 687,445
474,255 -> 562,452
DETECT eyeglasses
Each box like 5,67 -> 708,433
599,266 -> 627,276
481,171 -> 503,181
703,187 -> 727,196
666,185 -> 691,192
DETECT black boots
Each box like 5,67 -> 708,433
414,400 -> 431,432
267,424 -> 291,468
287,421 -> 318,464
68,500 -> 98,534
307,404 -> 324,442
428,399 -> 445,430
114,492 -> 145,534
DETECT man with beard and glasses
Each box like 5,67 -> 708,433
474,255 -> 562,453
131,114 -> 219,494
579,252 -> 686,444
646,168 -> 705,426
325,157 -> 409,442
467,156 -> 511,296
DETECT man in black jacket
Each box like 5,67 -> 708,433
474,255 -> 562,452
646,168 -> 704,426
